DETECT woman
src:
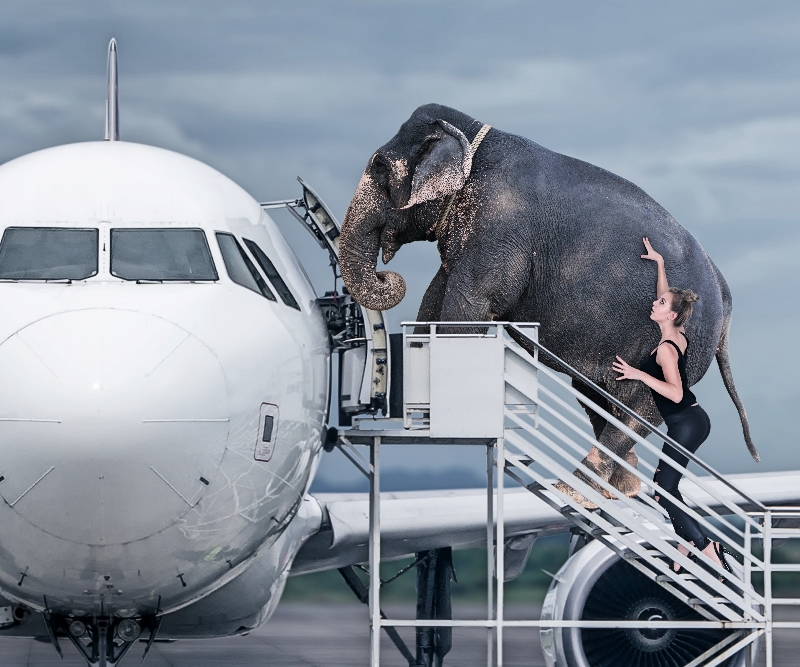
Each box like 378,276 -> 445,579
613,237 -> 730,574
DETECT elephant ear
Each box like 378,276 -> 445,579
404,120 -> 472,208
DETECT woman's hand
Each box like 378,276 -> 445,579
613,356 -> 641,381
641,237 -> 663,264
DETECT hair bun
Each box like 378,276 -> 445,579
683,289 -> 700,303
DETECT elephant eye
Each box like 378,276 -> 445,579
371,155 -> 390,188
417,135 -> 438,156
371,154 -> 388,172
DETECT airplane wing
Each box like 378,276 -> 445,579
292,486 -> 564,575
292,470 -> 800,575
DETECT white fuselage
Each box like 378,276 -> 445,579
0,141 -> 329,624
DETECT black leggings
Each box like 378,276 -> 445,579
653,405 -> 712,550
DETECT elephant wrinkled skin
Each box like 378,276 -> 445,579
339,104 -> 758,495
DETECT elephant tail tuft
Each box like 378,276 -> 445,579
716,324 -> 760,462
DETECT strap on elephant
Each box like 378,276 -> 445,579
429,123 -> 492,241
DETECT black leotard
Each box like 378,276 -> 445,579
639,337 -> 697,419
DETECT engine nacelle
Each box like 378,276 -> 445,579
540,537 -> 758,667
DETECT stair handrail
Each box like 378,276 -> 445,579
502,425 -> 761,613
517,349 -> 763,534
528,372 -> 762,541
505,324 -> 766,511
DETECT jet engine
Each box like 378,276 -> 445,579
540,537 -> 758,667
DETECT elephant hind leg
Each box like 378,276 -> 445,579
554,382 -> 626,507
555,383 -> 648,503
571,379 -> 609,440
607,447 -> 641,498
571,381 -> 641,497
584,405 -> 651,497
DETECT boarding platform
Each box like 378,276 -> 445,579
268,181 -> 800,667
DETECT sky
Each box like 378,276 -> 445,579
1,1 -> 798,485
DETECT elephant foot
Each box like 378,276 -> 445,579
552,479 -> 598,510
582,447 -> 616,480
553,449 -> 626,509
605,448 -> 641,499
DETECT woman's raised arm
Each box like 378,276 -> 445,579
641,237 -> 669,297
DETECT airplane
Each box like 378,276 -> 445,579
0,39 -> 797,667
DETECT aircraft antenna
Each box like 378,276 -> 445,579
104,38 -> 119,141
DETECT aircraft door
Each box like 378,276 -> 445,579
263,179 -> 393,421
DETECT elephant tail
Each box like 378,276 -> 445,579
716,324 -> 760,462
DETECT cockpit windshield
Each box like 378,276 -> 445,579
110,229 -> 218,281
0,227 -> 99,280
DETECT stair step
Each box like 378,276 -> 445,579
687,597 -> 731,606
656,574 -> 698,583
590,527 -> 632,538
506,405 -> 537,414
589,528 -> 633,540
509,456 -> 534,466
623,549 -> 664,560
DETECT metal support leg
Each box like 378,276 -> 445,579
414,548 -> 455,667
338,566 -> 416,666
496,436 -> 505,667
486,443 -> 494,667
744,521 -> 753,667
764,511 -> 772,667
370,436 -> 381,667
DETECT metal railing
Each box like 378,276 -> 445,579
499,322 -> 798,666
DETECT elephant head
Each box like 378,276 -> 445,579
340,105 -> 480,311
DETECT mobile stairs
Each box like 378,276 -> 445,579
267,181 -> 800,667
350,322 -> 800,667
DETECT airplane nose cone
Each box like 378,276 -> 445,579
0,309 -> 229,545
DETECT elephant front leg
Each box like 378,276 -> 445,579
414,266 -> 449,333
437,253 -> 527,324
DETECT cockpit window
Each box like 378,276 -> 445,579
243,239 -> 301,311
0,227 -> 98,280
110,229 -> 218,281
216,232 -> 276,300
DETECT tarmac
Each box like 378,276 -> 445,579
0,603 -> 796,666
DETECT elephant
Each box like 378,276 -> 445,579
338,103 -> 759,498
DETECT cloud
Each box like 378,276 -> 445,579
580,116 -> 800,227
715,234 -> 800,288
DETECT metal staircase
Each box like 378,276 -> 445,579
391,321 -> 800,667
501,324 -> 759,623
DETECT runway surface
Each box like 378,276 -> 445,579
0,604 -> 796,666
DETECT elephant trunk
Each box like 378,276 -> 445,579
340,171 -> 406,311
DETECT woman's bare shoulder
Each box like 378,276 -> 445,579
655,341 -> 680,365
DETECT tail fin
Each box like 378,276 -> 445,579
716,324 -> 760,462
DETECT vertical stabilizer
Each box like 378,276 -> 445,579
104,38 -> 119,141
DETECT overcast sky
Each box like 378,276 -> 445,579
2,1 -> 798,483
